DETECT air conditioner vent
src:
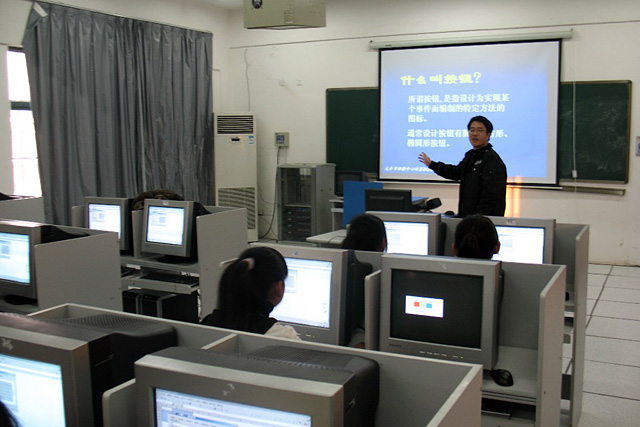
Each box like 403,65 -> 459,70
216,115 -> 255,134
218,187 -> 257,230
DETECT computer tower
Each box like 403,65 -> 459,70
122,289 -> 144,314
139,290 -> 198,323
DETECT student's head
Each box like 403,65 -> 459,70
453,214 -> 500,260
467,115 -> 493,149
0,400 -> 19,427
342,213 -> 387,252
132,189 -> 184,210
216,246 -> 288,331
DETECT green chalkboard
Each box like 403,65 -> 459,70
557,81 -> 631,182
326,81 -> 631,183
326,88 -> 379,173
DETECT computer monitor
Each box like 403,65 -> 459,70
489,216 -> 556,264
0,312 -> 177,427
364,188 -> 413,212
335,170 -> 369,197
379,254 -> 501,370
141,199 -> 208,261
250,243 -> 348,345
0,220 -> 88,304
135,345 -> 379,427
367,211 -> 441,256
84,197 -> 133,251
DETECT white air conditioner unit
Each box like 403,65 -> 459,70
244,0 -> 326,29
214,113 -> 259,242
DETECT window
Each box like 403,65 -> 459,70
7,49 -> 41,197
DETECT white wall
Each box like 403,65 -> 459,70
1,0 -> 639,264
223,0 -> 640,265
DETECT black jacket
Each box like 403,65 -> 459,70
429,143 -> 507,217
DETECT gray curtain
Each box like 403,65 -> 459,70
22,2 -> 213,224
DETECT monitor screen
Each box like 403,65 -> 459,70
0,354 -> 66,427
0,232 -> 30,284
249,243 -> 348,345
365,189 -> 413,212
146,205 -> 186,246
368,211 -> 441,256
84,197 -> 132,251
379,254 -> 500,370
154,388 -> 312,427
272,258 -> 333,329
384,221 -> 430,256
489,217 -> 555,264
141,200 -> 205,260
335,171 -> 368,197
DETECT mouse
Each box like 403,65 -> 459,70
490,369 -> 514,387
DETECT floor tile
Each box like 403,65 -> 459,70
588,273 -> 607,288
591,300 -> 640,321
583,360 -> 640,400
587,316 -> 640,341
575,392 -> 640,427
599,287 -> 640,304
610,265 -> 640,278
585,336 -> 640,367
605,274 -> 640,290
588,264 -> 612,275
586,299 -> 596,316
587,285 -> 603,300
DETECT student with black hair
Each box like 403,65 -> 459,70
453,214 -> 501,260
418,115 -> 507,217
341,213 -> 387,252
201,246 -> 300,340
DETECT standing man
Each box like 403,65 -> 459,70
418,116 -> 507,217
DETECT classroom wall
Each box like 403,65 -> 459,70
1,0 -> 639,265
222,0 -> 640,265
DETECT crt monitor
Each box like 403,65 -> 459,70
0,312 -> 177,427
367,211 -> 441,256
250,243 -> 348,345
0,220 -> 87,304
379,254 -> 501,370
135,345 -> 379,427
364,188 -> 413,212
141,199 -> 208,260
489,216 -> 556,264
84,196 -> 133,251
335,170 -> 369,197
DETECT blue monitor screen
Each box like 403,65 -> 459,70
0,353 -> 66,427
154,388 -> 312,427
0,233 -> 30,284
271,258 -> 333,329
146,206 -> 186,246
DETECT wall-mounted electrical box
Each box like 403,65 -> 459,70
275,132 -> 290,147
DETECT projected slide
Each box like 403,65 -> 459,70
379,40 -> 560,184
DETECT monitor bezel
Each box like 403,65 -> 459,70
135,350 -> 342,427
364,189 -> 413,212
488,216 -> 556,264
140,199 -> 198,259
366,211 -> 441,256
0,220 -> 43,300
379,254 -> 501,370
84,196 -> 133,251
0,318 -> 96,426
249,243 -> 348,345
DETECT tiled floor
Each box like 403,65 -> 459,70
561,264 -> 640,426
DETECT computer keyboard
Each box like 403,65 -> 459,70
140,271 -> 199,286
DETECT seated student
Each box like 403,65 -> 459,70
132,189 -> 184,210
201,247 -> 300,340
341,213 -> 387,252
453,214 -> 501,260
